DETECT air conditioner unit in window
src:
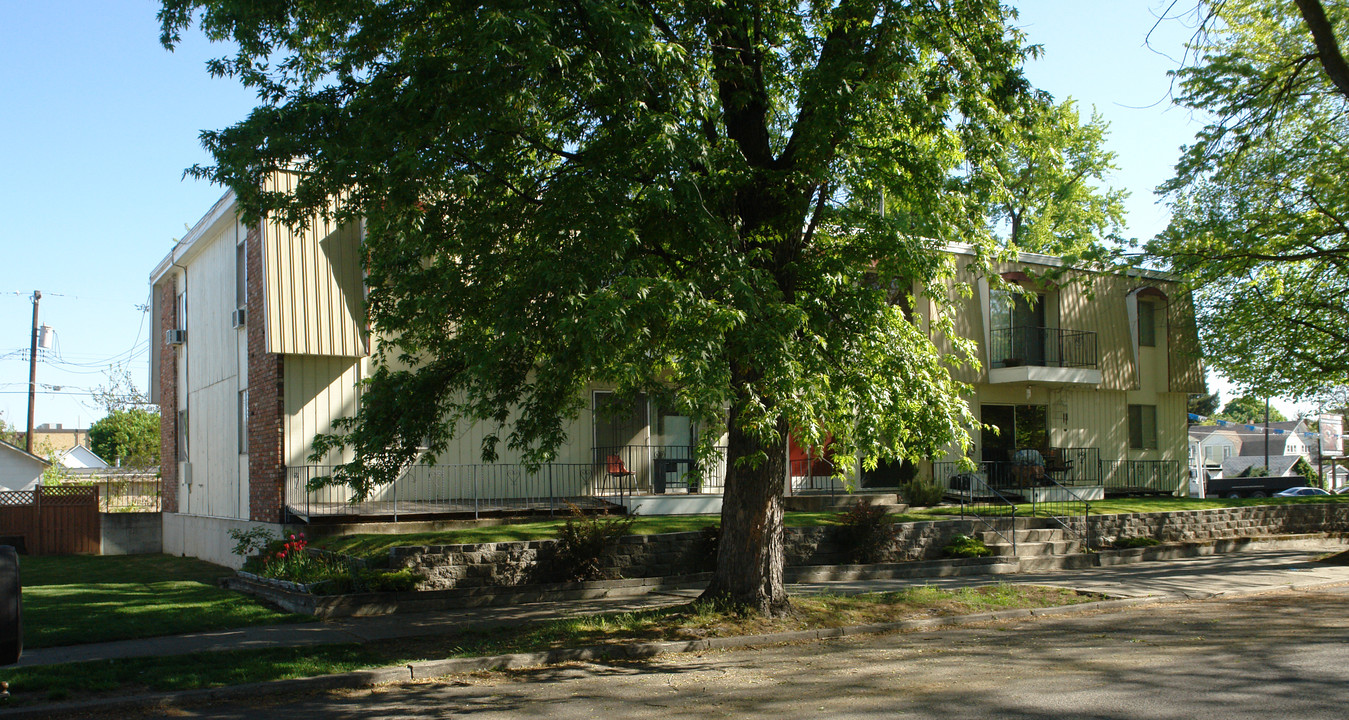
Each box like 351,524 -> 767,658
231,307 -> 248,328
165,329 -> 186,345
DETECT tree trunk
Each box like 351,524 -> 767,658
1294,0 -> 1349,101
701,407 -> 791,616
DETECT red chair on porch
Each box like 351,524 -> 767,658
605,454 -> 636,492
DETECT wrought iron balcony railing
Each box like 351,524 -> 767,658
990,326 -> 1098,369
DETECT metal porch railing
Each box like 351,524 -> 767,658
945,471 -> 1019,554
990,326 -> 1098,369
285,462 -> 619,521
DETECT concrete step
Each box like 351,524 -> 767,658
981,533 -> 1083,560
1015,553 -> 1096,572
982,528 -> 1064,544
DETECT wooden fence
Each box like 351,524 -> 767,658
0,486 -> 100,555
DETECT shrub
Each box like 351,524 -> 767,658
228,526 -> 277,561
316,568 -> 422,595
235,531 -> 423,593
944,534 -> 992,558
900,478 -> 944,507
834,500 -> 895,564
551,503 -> 636,582
1113,536 -> 1161,549
1239,465 -> 1269,478
241,533 -> 348,585
1293,458 -> 1319,487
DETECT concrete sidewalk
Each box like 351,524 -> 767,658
16,538 -> 1349,669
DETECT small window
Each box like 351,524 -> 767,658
1138,301 -> 1156,347
238,389 -> 249,454
176,291 -> 187,331
235,241 -> 247,309
1129,405 -> 1158,450
177,408 -> 189,461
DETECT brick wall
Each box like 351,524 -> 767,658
245,224 -> 286,522
157,277 -> 178,513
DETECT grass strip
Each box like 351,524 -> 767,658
317,512 -> 838,561
314,496 -> 1349,560
20,555 -> 310,649
0,584 -> 1100,707
0,644 -> 387,705
917,494 -> 1349,519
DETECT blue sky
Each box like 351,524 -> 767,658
0,1 -> 1309,434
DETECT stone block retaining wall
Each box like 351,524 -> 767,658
1087,503 -> 1349,544
395,521 -> 985,591
393,504 -> 1348,592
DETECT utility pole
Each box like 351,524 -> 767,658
1318,435 -> 1324,488
1257,399 -> 1268,477
25,290 -> 41,454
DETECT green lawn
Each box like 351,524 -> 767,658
314,495 -> 1349,561
917,494 -> 1349,518
19,554 -> 309,649
315,512 -> 841,561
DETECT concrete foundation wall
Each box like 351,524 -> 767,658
100,513 -> 164,555
162,512 -> 288,568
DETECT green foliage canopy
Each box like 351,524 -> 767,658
89,408 -> 161,468
159,0 -> 1032,612
981,97 -> 1127,260
1189,391 -> 1223,418
1148,0 -> 1349,399
1216,395 -> 1288,424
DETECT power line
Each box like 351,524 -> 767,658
0,391 -> 97,396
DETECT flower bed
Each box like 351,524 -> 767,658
231,529 -> 421,596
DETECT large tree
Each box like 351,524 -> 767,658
982,97 -> 1128,260
89,408 -> 161,468
161,0 -> 1030,614
1147,0 -> 1349,399
1216,395 -> 1288,425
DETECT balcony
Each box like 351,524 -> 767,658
987,326 -> 1102,386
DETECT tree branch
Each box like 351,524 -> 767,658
1294,0 -> 1349,100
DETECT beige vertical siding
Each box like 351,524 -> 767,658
283,355 -> 364,468
262,173 -> 367,357
1059,272 -> 1135,391
1167,290 -> 1207,393
181,216 -> 250,520
927,253 -> 1198,479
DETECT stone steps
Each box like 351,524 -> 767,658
979,522 -> 1088,566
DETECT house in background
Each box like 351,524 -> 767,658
0,439 -> 48,491
56,445 -> 110,470
1235,420 -> 1312,462
1188,419 -> 1321,496
1188,425 -> 1242,486
1218,455 -> 1303,482
27,423 -> 90,453
151,187 -> 1205,566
